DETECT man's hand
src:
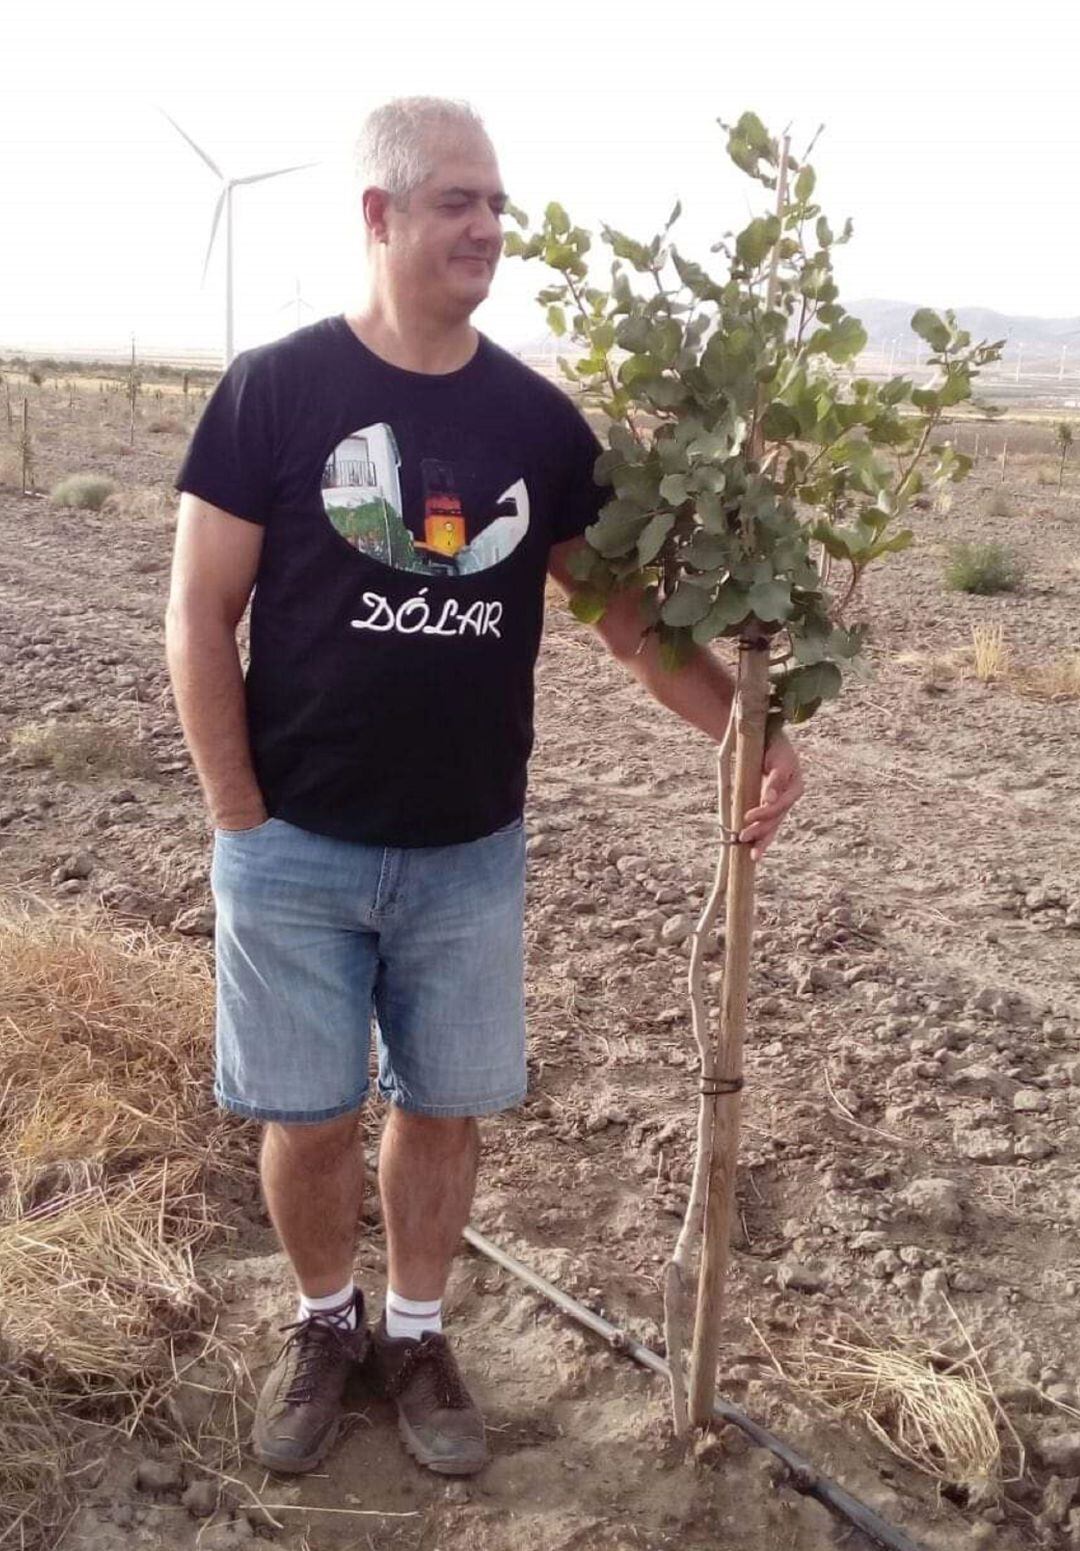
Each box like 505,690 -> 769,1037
739,731 -> 803,862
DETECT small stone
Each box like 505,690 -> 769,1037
173,904 -> 215,936
1013,1087 -> 1049,1112
1016,1132 -> 1057,1160
870,1248 -> 902,1279
957,1132 -> 1015,1165
1042,1476 -> 1080,1525
135,1457 -> 182,1493
776,1261 -> 826,1293
660,914 -> 692,946
851,1230 -> 889,1253
899,1177 -> 964,1230
920,1268 -> 950,1304
52,851 -> 94,883
1037,1433 -> 1080,1474
527,833 -> 556,859
181,1480 -> 217,1518
443,1480 -> 471,1503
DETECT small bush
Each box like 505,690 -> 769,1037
1036,467 -> 1056,487
51,474 -> 117,511
145,416 -> 185,436
944,542 -> 1023,595
9,720 -> 156,780
986,488 -> 1012,518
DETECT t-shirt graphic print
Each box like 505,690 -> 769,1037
322,423 -> 530,577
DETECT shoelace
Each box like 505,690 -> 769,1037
388,1334 -> 472,1410
273,1314 -> 357,1406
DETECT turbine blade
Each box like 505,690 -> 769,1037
201,191 -> 226,284
161,110 -> 223,180
233,161 -> 318,187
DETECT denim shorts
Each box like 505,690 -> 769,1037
209,815 -> 527,1123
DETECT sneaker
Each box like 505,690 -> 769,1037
368,1314 -> 488,1476
251,1289 -> 370,1473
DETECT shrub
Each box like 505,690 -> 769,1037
986,488 -> 1012,518
944,541 -> 1023,595
51,474 -> 117,511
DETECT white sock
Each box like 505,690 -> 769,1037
298,1278 -> 357,1332
385,1288 -> 443,1340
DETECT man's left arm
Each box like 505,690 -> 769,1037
547,536 -> 804,862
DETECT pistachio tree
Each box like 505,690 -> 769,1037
506,113 -> 1003,1433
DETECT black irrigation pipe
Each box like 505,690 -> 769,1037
463,1226 -> 928,1551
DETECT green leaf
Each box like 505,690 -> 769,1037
661,582 -> 713,627
664,199 -> 682,230
603,227 -> 654,271
615,314 -> 652,353
794,165 -> 816,202
910,308 -> 951,352
747,575 -> 792,623
637,510 -> 675,564
658,627 -> 697,671
781,661 -> 842,717
502,231 -> 527,258
690,584 -> 751,642
815,215 -> 834,247
760,401 -> 800,441
545,201 -> 571,236
685,531 -> 730,569
659,473 -> 690,505
587,500 -> 652,558
736,214 -> 781,268
568,587 -> 608,624
546,304 -> 567,338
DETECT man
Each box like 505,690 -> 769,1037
166,96 -> 804,1482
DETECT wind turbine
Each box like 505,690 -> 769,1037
279,277 -> 316,332
162,111 -> 315,366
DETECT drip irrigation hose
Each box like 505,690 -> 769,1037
463,1226 -> 928,1551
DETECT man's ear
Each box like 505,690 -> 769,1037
362,186 -> 394,244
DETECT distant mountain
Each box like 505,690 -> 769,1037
848,300 -> 1080,354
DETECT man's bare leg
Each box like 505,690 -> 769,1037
260,1109 -> 366,1297
378,1111 -> 479,1300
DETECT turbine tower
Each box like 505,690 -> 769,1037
162,112 -> 315,366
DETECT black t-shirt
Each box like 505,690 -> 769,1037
174,315 -> 607,846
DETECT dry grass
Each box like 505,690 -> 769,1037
9,718 -> 157,779
756,1314 -> 1019,1490
897,633 -> 1080,702
1013,653 -> 1080,700
0,909 -> 254,1548
971,623 -> 1007,683
102,483 -> 174,523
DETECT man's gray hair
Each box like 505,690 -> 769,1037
355,97 -> 493,203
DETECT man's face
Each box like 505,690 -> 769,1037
377,134 -> 507,319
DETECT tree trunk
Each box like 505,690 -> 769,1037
687,634 -> 770,1424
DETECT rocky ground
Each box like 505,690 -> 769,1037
1,381 -> 1079,1550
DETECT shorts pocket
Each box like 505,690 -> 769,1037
215,817 -> 278,839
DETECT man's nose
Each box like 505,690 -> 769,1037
468,204 -> 502,248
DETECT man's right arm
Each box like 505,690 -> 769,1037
165,494 -> 267,832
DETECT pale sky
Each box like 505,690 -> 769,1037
3,0 -> 1077,362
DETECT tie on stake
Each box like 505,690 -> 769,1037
463,1225 -> 930,1551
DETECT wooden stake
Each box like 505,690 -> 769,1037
20,397 -> 32,494
687,638 -> 769,1425
1000,440 -> 1008,483
687,132 -> 790,1428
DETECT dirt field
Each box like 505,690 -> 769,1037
2,375 -> 1079,1550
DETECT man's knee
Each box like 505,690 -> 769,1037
263,1106 -> 365,1164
